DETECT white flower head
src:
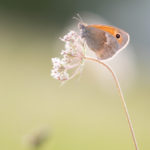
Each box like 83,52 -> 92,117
51,31 -> 85,81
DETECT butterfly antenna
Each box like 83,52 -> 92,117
73,13 -> 84,23
77,13 -> 83,22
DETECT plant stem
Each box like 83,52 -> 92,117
84,56 -> 139,150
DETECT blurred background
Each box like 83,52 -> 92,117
0,0 -> 150,150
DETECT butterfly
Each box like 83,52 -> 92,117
74,14 -> 130,60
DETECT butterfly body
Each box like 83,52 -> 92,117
79,23 -> 129,60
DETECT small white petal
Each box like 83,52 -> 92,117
52,57 -> 60,64
59,72 -> 69,81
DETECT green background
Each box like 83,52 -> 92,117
0,0 -> 150,150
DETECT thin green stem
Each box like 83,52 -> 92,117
84,56 -> 139,150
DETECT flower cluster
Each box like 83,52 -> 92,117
51,31 -> 85,81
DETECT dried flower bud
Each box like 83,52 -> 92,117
51,31 -> 85,81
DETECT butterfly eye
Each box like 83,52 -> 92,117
116,33 -> 120,39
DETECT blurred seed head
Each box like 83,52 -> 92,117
23,127 -> 50,149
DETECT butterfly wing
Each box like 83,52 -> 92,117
88,24 -> 129,51
81,25 -> 119,60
